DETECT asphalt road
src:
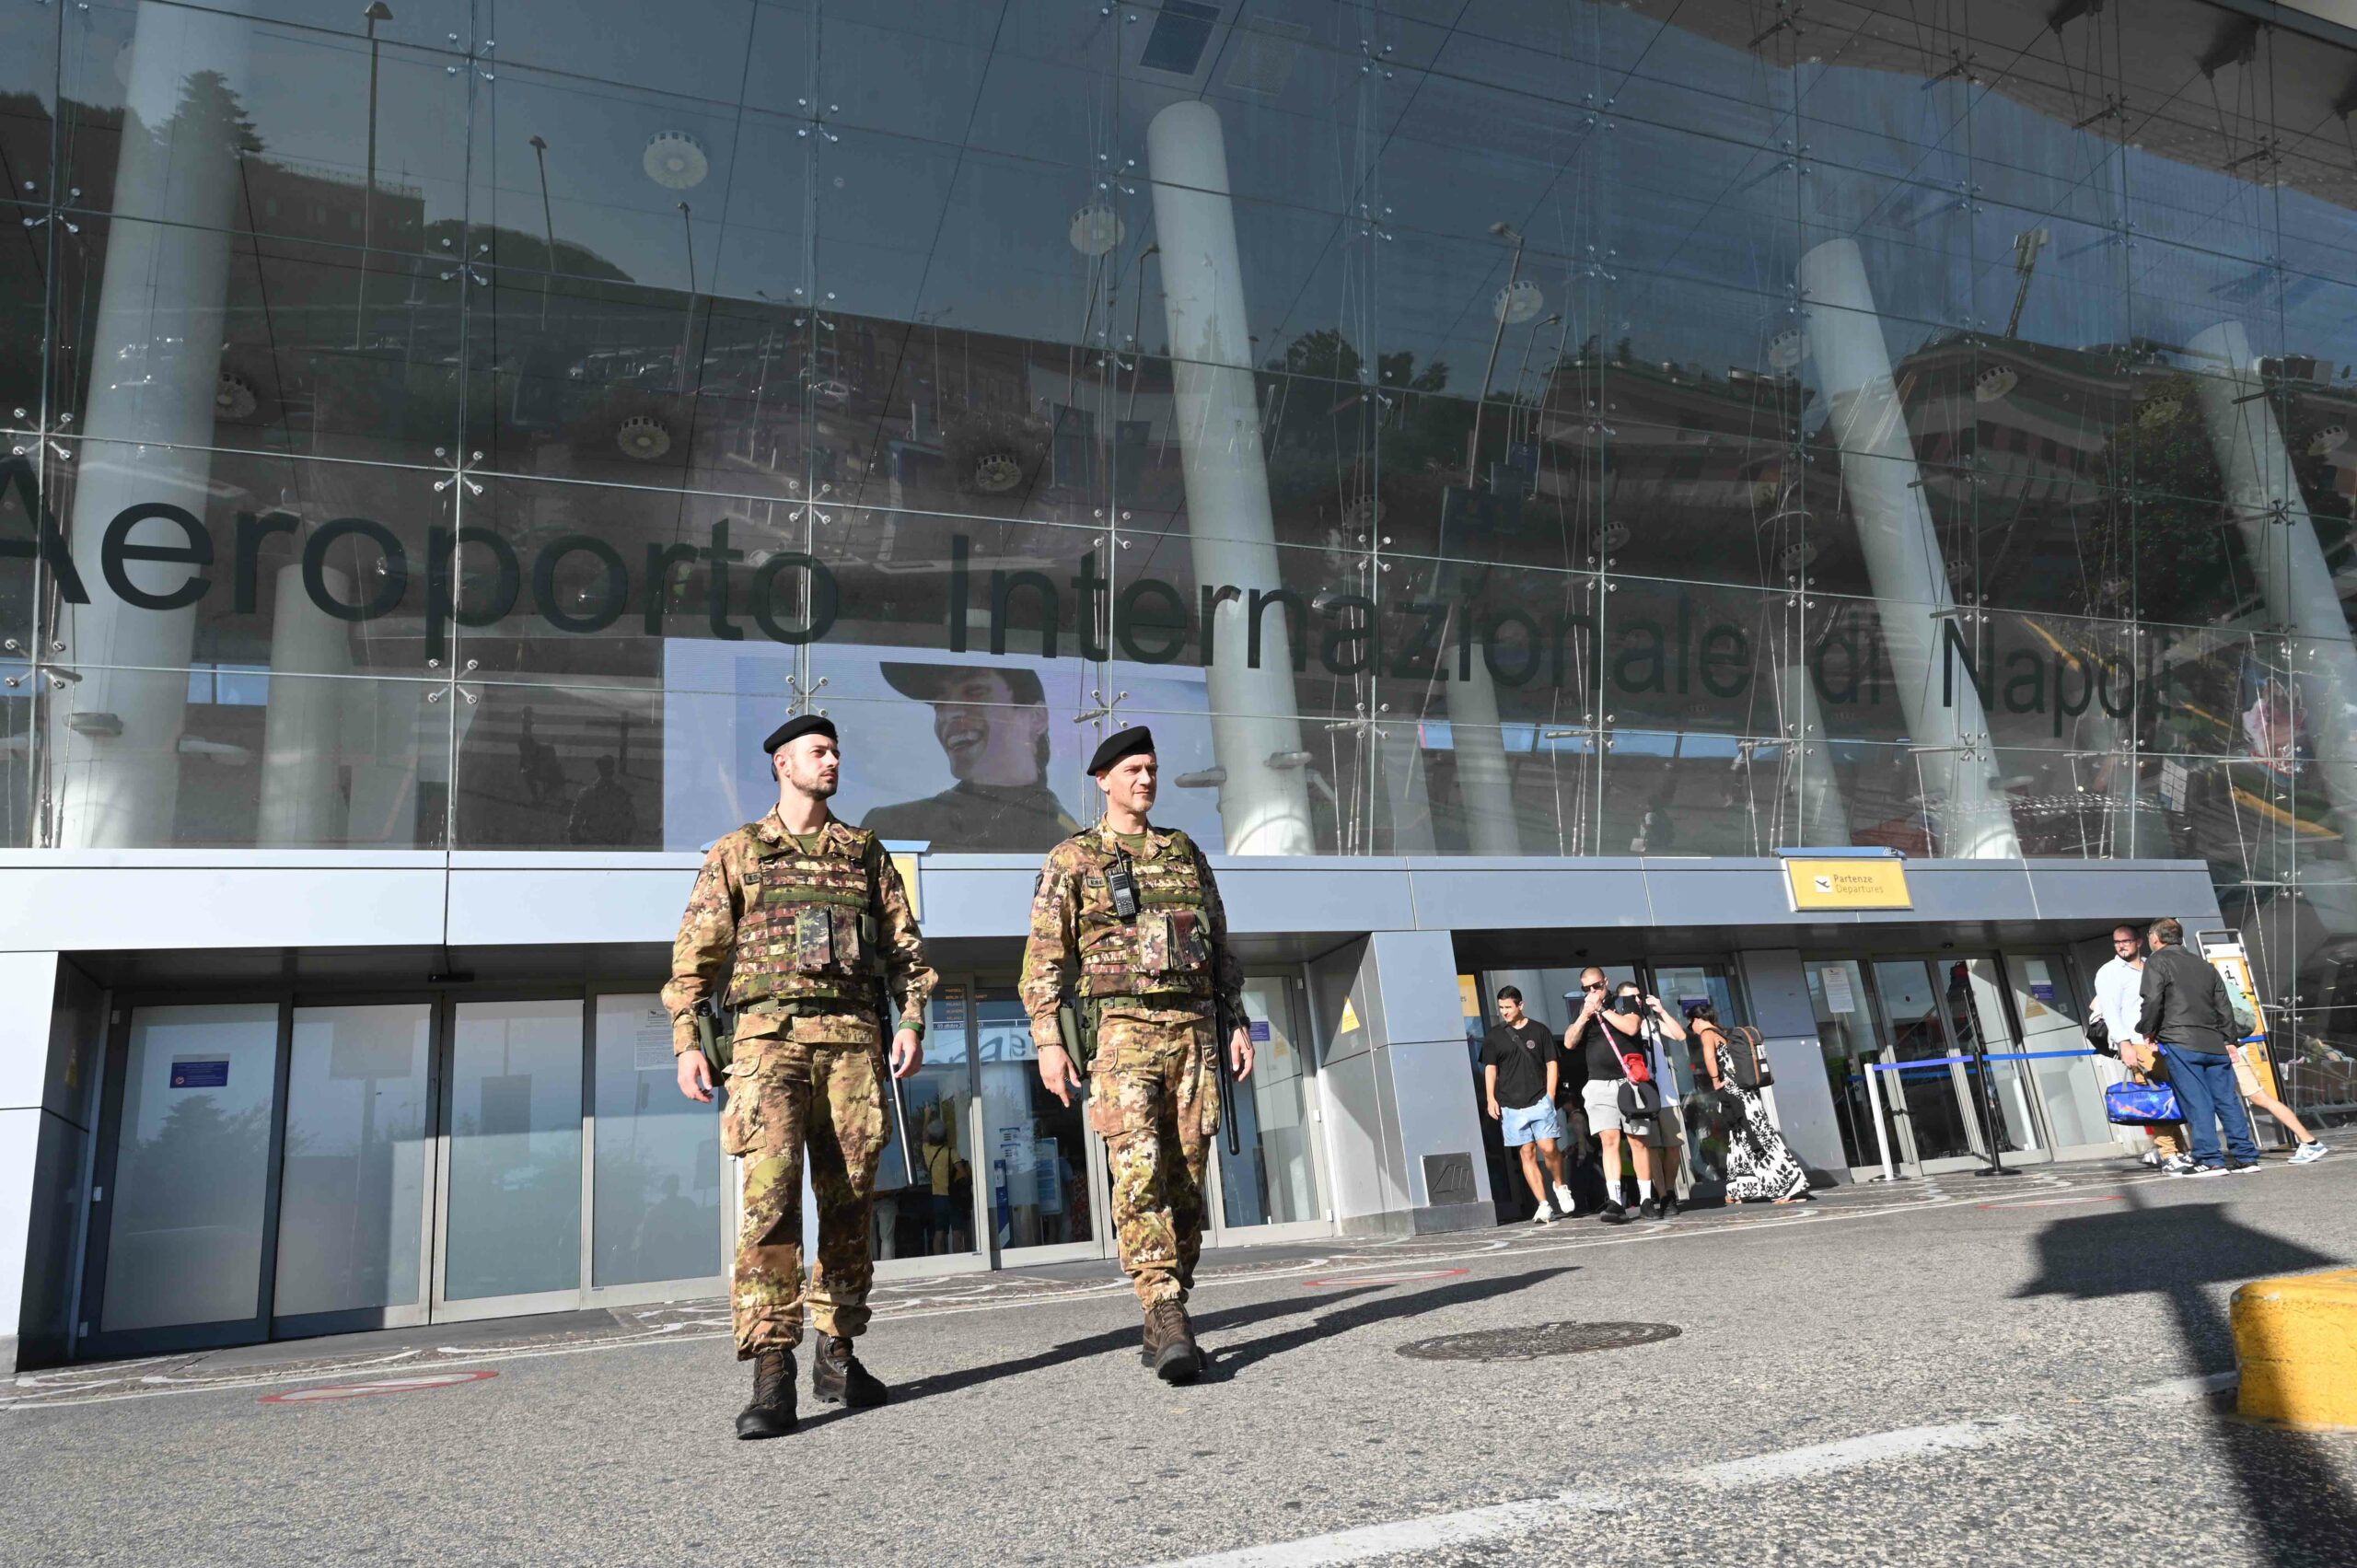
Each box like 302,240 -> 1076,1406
8,1156 -> 2357,1568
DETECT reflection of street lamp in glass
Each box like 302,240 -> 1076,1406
1468,220 -> 1532,485
354,3 -> 394,347
528,134 -> 554,323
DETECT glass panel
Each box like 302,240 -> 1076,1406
1943,956 -> 2038,1156
274,1003 -> 431,1318
1805,958 -> 1890,1172
591,993 -> 720,1288
1218,978 -> 1320,1229
102,1002 -> 280,1332
1869,958 -> 1978,1165
2000,953 -> 2113,1151
445,999 -> 583,1302
878,983 -> 979,1261
974,984 -> 1091,1250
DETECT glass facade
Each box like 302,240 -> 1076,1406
6,4 -> 2357,1052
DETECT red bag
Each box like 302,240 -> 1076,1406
1620,1051 -> 1654,1085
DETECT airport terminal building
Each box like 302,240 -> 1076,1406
5,0 -> 2355,1366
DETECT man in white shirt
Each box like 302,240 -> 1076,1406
2091,923 -> 2183,1167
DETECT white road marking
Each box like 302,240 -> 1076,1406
1683,1418 -> 2022,1490
1155,1420 -> 2026,1567
1155,1492 -> 1627,1568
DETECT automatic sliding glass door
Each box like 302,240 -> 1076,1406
435,999 -> 585,1319
274,1003 -> 435,1333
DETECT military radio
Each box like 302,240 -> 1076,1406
1106,852 -> 1142,919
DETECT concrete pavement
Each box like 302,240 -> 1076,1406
7,1155 -> 2357,1566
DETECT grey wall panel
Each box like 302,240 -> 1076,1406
1387,1038 -> 1491,1209
446,867 -> 698,947
1408,865 -> 1654,933
1852,863 -> 2038,927
904,860 -> 1043,940
1366,930 -> 1468,1049
0,866 -> 449,952
1735,948 -> 1849,1179
1317,1050 -> 1400,1223
2022,863 -> 2223,924
1307,940 -> 1373,1063
1213,861 -> 1420,936
1646,862 -> 1806,927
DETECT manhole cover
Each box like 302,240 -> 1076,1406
1396,1321 -> 1680,1362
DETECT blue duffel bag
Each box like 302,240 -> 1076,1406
2105,1080 -> 2182,1125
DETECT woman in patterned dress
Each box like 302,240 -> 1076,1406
1687,1003 -> 1811,1204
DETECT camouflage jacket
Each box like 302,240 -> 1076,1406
662,810 -> 936,1054
1019,820 -> 1245,1049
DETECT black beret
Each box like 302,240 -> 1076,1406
761,713 -> 837,754
1086,725 -> 1155,776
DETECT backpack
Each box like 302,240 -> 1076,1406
1724,1025 -> 1774,1090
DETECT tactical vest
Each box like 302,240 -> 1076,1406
725,821 -> 880,1010
1073,827 -> 1214,1003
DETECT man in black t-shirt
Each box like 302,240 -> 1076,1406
1480,986 -> 1577,1225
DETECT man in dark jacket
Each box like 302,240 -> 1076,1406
2136,917 -> 2259,1176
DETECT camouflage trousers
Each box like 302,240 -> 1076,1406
1087,1011 -> 1223,1308
720,1016 -> 888,1358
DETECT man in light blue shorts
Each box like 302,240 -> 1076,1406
1481,986 -> 1576,1225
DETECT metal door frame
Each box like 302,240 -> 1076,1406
429,989 -> 592,1325
75,991 -> 294,1361
1202,970 -> 1336,1249
270,990 -> 442,1341
872,978 -> 992,1283
972,977 -> 1110,1269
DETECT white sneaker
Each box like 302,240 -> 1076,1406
2290,1141 -> 2328,1166
1552,1182 -> 1577,1215
2139,1150 -> 2163,1168
1531,1203 -> 1558,1227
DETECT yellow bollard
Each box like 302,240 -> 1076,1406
2233,1269 -> 2357,1431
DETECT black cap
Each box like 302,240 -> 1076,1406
880,661 -> 1046,707
1086,725 -> 1155,776
761,713 -> 837,755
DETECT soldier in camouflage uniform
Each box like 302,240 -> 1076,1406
1020,726 -> 1253,1382
667,713 -> 936,1439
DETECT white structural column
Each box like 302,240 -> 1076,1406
2189,320 -> 2357,850
1798,239 -> 2022,858
258,563 -> 355,845
49,5 -> 252,846
1147,101 -> 1316,855
1448,636 -> 1523,854
1777,656 -> 1851,847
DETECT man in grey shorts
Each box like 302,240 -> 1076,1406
1566,971 -> 1689,1222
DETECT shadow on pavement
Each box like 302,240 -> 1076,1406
802,1267 -> 1571,1428
2016,1183 -> 2357,1566
1196,1267 -> 1570,1383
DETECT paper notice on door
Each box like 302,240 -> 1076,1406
2022,959 -> 2054,1018
635,1007 -> 678,1072
1821,966 -> 1857,1015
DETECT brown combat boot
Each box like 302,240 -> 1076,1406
735,1348 -> 796,1440
811,1334 -> 888,1409
1142,1300 -> 1202,1384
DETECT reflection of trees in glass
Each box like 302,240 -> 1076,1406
119,1095 -> 271,1232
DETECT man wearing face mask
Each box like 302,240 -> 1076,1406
666,714 -> 937,1440
1567,972 -> 1689,1222
1019,726 -> 1255,1383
